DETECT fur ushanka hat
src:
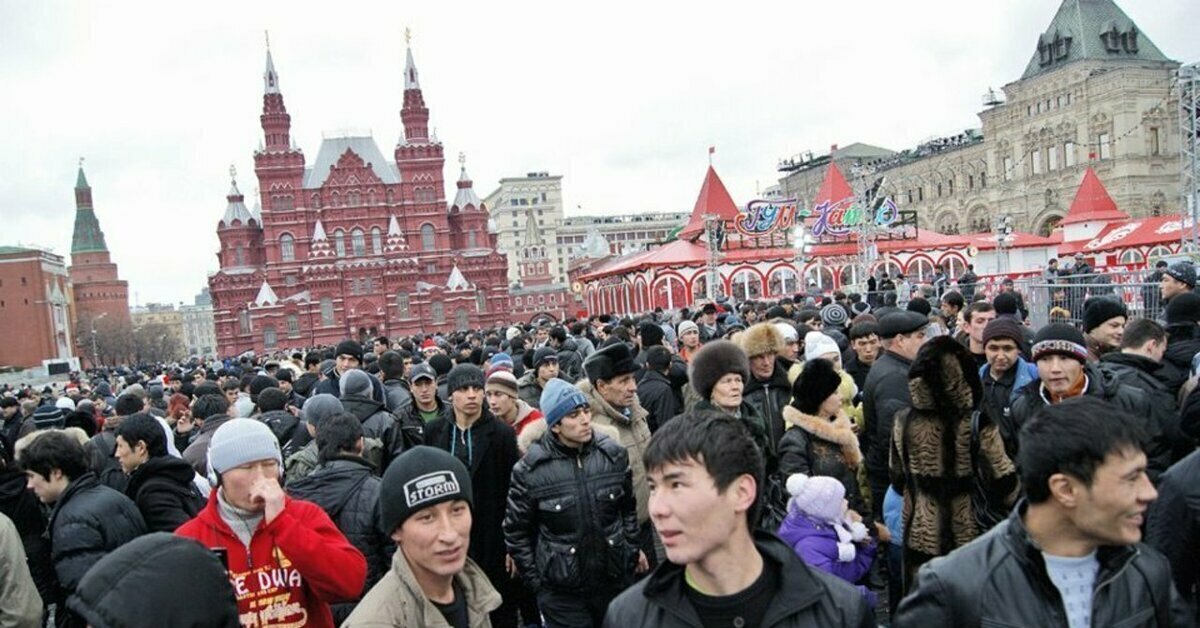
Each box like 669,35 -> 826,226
739,322 -> 785,359
688,340 -> 750,400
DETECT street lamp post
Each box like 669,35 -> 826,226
793,224 -> 812,295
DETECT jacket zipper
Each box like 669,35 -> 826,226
1089,548 -> 1137,628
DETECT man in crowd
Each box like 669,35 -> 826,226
895,398 -> 1188,627
295,352 -> 324,398
549,326 -> 584,383
176,419 -> 366,628
637,346 -> 679,434
739,323 -> 791,452
114,413 -> 204,532
958,264 -> 978,301
1083,297 -> 1127,361
182,393 -> 234,476
378,350 -> 413,415
345,447 -> 501,626
423,364 -> 521,627
844,321 -> 881,392
698,303 -> 721,342
940,291 -> 964,335
603,413 -> 872,627
677,320 -> 702,363
978,318 -> 1039,458
1161,261 -> 1196,307
314,340 -> 364,397
1102,318 -> 1190,463
19,429 -> 146,626
485,369 -> 545,448
506,378 -> 644,626
283,394 -> 346,484
960,301 -> 997,369
518,348 -> 559,410
405,363 -> 445,425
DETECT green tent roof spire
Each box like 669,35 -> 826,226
71,163 -> 109,254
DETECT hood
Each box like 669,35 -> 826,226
341,395 -> 385,420
577,379 -> 647,426
130,455 -> 198,488
1100,352 -> 1163,375
908,336 -> 979,419
284,457 -> 373,512
560,338 -> 579,352
1086,361 -> 1129,397
0,468 -> 29,502
776,511 -> 838,547
1165,337 -> 1200,369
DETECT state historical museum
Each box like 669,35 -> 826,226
209,41 -> 509,357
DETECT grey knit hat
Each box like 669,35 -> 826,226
301,394 -> 344,428
339,369 -> 373,398
207,418 -> 281,477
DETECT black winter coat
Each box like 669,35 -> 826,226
1010,362 -> 1170,481
85,430 -> 127,493
48,473 -> 146,619
603,531 -> 873,628
294,371 -> 321,398
1146,448 -> 1200,616
257,409 -> 299,448
504,431 -> 639,594
556,339 -> 585,383
1102,352 -> 1193,464
381,378 -> 412,415
862,351 -> 913,503
742,359 -> 792,451
637,370 -> 679,433
895,502 -> 1191,628
1161,336 -> 1200,396
124,455 -> 204,533
424,411 -> 519,585
777,407 -> 868,523
285,455 -> 392,624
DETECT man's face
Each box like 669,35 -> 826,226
967,311 -> 997,346
402,358 -> 413,378
335,354 -> 360,376
598,373 -> 637,410
780,341 -> 800,361
891,329 -> 928,360
535,328 -> 549,345
1089,317 -> 1126,351
219,459 -> 280,512
1001,283 -> 1014,293
702,312 -> 716,325
852,334 -> 880,364
681,330 -> 700,350
985,338 -> 1020,375
748,354 -> 775,381
1066,448 -> 1156,547
278,380 -> 292,394
553,407 -> 593,447
223,388 -> 239,405
536,361 -> 559,383
393,500 -> 472,582
1,405 -> 15,419
486,390 -> 515,418
941,302 -> 960,319
114,435 -> 149,474
451,385 -> 484,420
1161,275 -> 1189,300
373,340 -> 388,354
648,459 -> 753,566
1037,354 -> 1085,397
412,379 -> 438,409
25,470 -> 68,504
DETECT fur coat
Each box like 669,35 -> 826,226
888,337 -> 1019,591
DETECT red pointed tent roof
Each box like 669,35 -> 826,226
813,162 -> 855,207
677,166 -> 740,240
1060,167 -> 1129,226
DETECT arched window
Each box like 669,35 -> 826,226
371,227 -> 382,254
286,314 -> 299,336
803,266 -> 836,293
235,247 -> 246,266
942,256 -> 966,279
1119,249 -> 1145,265
476,291 -> 486,312
421,224 -> 436,251
1148,245 -> 1173,260
455,308 -> 470,331
238,310 -> 251,334
396,292 -> 410,316
311,193 -> 321,209
431,301 -> 444,324
467,230 -> 477,249
320,297 -> 334,325
280,234 -> 295,262
907,258 -> 936,283
263,326 -> 277,349
767,268 -> 799,296
333,230 -> 346,257
351,228 -> 366,256
730,269 -> 763,300
839,265 -> 862,290
348,191 -> 361,206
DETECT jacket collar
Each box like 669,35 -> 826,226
390,550 -> 501,623
49,471 -> 99,524
578,379 -> 648,426
1004,500 -> 1138,584
781,406 -> 862,468
744,359 -> 792,392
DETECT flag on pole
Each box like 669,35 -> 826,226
708,146 -> 715,155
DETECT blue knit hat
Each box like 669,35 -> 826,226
540,378 -> 589,428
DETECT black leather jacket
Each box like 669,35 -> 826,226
895,502 -> 1191,628
503,430 -> 639,594
742,359 -> 792,451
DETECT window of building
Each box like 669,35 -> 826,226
948,178 -> 954,195
263,326 -> 277,349
968,175 -> 974,190
285,275 -> 297,286
371,227 -> 382,254
467,230 -> 477,249
917,187 -> 923,202
287,314 -> 299,337
431,301 -> 444,324
235,247 -> 246,266
351,229 -> 366,256
311,193 -> 321,209
1099,133 -> 1112,160
421,224 -> 436,250
334,230 -> 346,257
1149,127 -> 1160,156
238,310 -> 251,334
1065,142 -> 1077,167
455,308 -> 470,330
320,297 -> 334,325
936,183 -> 943,197
397,291 -> 410,316
1003,156 -> 1014,181
348,191 -> 361,206
1048,145 -> 1059,171
280,234 -> 295,261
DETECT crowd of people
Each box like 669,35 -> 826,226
1,258 -> 1200,627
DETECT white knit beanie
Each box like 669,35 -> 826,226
803,331 -> 840,363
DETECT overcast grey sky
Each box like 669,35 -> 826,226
1,0 -> 1196,306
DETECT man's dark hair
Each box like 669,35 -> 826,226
570,322 -> 587,336
316,412 -> 364,463
193,381 -> 221,398
374,336 -> 390,347
220,379 -> 240,393
645,346 -> 672,372
549,326 -> 568,344
239,374 -> 255,392
378,351 -> 406,381
114,394 -> 143,417
18,430 -> 89,481
192,394 -> 230,421
965,301 -> 995,323
644,411 -> 765,526
0,397 -> 18,410
1018,397 -> 1148,504
1121,318 -> 1167,350
849,321 -> 881,342
941,291 -> 965,309
796,310 -> 821,326
115,412 -> 168,458
304,352 -> 323,368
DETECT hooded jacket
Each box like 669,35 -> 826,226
343,550 -> 500,628
776,511 -> 876,606
284,456 -> 391,624
1102,351 -> 1192,463
175,492 -> 367,628
555,338 -> 585,383
579,379 -> 653,523
778,406 -> 868,522
257,409 -> 299,449
602,531 -> 873,628
182,414 -> 233,476
504,429 -> 639,593
1160,335 -> 1200,396
124,455 -> 205,533
895,502 -> 1190,628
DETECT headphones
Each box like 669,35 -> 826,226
206,450 -> 220,488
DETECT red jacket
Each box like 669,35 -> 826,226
176,492 -> 366,628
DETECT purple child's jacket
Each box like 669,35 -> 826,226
777,511 -> 877,606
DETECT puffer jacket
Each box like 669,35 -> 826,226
504,430 -> 639,593
1010,362 -> 1169,481
124,455 -> 205,533
743,359 -> 792,451
49,473 -> 146,615
343,551 -> 500,628
579,379 -> 654,523
285,455 -> 392,624
257,409 -> 299,447
894,502 -> 1191,628
602,531 -> 873,628
556,339 -> 585,383
778,406 -> 868,522
517,371 -> 546,410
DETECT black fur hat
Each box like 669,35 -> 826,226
688,340 -> 750,400
791,358 -> 842,415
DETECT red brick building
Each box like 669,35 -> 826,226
67,166 -> 133,364
209,41 -> 509,356
0,247 -> 74,368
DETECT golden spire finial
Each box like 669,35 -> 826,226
265,30 -> 270,50
459,152 -> 466,167
78,156 -> 85,168
229,164 -> 237,182
405,27 -> 412,46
